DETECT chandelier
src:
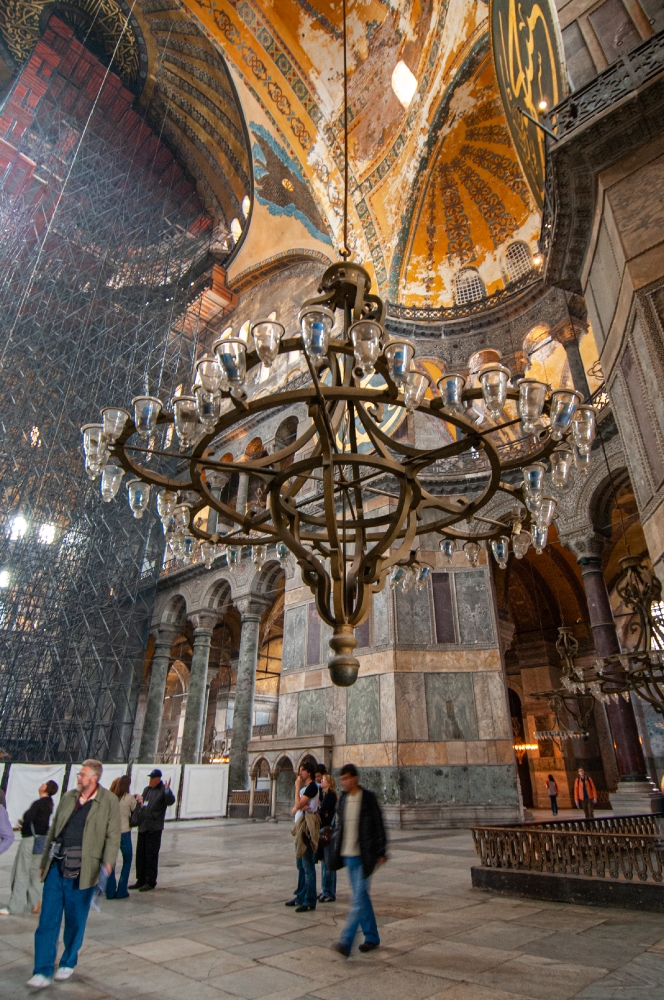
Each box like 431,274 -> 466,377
78,5 -> 598,687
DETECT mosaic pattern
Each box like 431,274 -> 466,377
465,124 -> 512,145
438,164 -> 475,265
460,144 -> 531,205
454,161 -> 517,248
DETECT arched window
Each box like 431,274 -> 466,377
230,217 -> 242,242
505,242 -> 532,283
455,269 -> 484,305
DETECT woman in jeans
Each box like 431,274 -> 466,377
546,774 -> 559,816
317,773 -> 338,902
0,780 -> 57,916
106,775 -> 137,900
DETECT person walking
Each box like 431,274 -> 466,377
106,775 -> 137,901
316,772 -> 337,902
28,759 -> 120,989
330,763 -> 387,957
0,779 -> 58,917
546,774 -> 558,816
285,762 -> 319,912
129,769 -> 175,893
574,768 -> 598,820
0,789 -> 15,858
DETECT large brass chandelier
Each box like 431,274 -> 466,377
79,3 -> 598,686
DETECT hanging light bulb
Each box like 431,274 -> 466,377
172,395 -> 199,449
532,524 -> 548,553
299,306 -> 334,368
550,444 -> 574,490
127,479 -> 150,519
436,373 -> 465,414
213,337 -> 247,397
194,385 -> 222,432
252,320 -> 285,367
100,465 -> 124,502
512,530 -> 531,559
227,544 -> 240,571
522,462 -> 546,513
390,565 -> 407,589
478,364 -> 511,420
131,396 -> 162,439
172,503 -> 191,530
416,565 -> 431,591
81,423 -> 108,464
517,379 -> 547,434
401,565 -> 417,592
439,538 -> 455,563
350,319 -> 383,376
536,495 -> 558,529
200,540 -> 216,569
161,513 -> 175,536
491,535 -> 510,569
549,388 -> 581,440
384,339 -> 415,389
252,544 -> 267,571
277,542 -> 290,569
101,407 -> 130,443
403,369 -> 431,412
570,404 -> 596,455
464,541 -> 480,566
182,533 -> 198,564
156,489 -> 178,522
195,355 -> 224,393
575,447 -> 592,475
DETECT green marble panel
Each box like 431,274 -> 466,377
424,672 -> 478,741
297,688 -> 326,736
282,605 -> 307,672
346,674 -> 381,745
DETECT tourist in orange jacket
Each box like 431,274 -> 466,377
574,768 -> 597,819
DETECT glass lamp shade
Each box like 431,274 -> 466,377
551,444 -> 574,490
81,423 -> 108,462
131,396 -> 162,438
200,540 -> 216,569
401,565 -> 417,592
100,465 -> 124,501
522,461 -> 546,513
403,369 -> 431,412
172,503 -> 191,529
277,542 -> 290,567
156,488 -> 177,521
384,339 -> 415,389
512,529 -> 531,559
549,388 -> 581,439
252,544 -> 267,571
195,386 -> 221,432
252,320 -> 284,367
212,337 -> 247,397
168,531 -> 185,557
350,319 -> 383,376
478,364 -> 511,419
161,514 -> 176,536
227,545 -> 240,570
491,535 -> 510,569
416,565 -> 431,591
195,355 -> 224,393
298,305 -> 334,368
389,565 -> 406,590
575,447 -> 591,475
532,524 -> 548,554
172,395 -> 199,449
570,404 -> 596,455
464,540 -> 480,566
536,495 -> 558,529
439,538 -> 455,563
101,407 -> 130,443
182,533 -> 198,563
436,373 -> 466,413
127,478 -> 150,519
517,379 -> 547,434
85,457 -> 103,480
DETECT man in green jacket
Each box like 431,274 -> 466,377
27,759 -> 120,989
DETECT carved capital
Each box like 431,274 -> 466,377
559,529 -> 606,562
551,317 -> 586,347
188,610 -> 218,635
153,623 -> 179,651
235,595 -> 271,620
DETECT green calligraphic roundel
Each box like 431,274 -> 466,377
490,0 -> 568,209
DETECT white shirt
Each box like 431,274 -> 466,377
341,790 -> 362,857
295,781 -> 319,823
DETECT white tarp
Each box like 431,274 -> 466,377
131,764 -> 181,821
66,764 -> 129,793
179,765 -> 229,819
6,764 -> 66,829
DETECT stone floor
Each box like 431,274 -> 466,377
2,819 -> 664,999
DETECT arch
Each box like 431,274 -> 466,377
523,323 -> 551,356
274,416 -> 299,470
455,268 -> 485,305
159,594 -> 187,628
203,576 -> 232,613
504,241 -> 532,283
274,753 -> 295,773
250,755 -> 271,778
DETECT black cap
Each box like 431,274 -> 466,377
147,768 -> 162,779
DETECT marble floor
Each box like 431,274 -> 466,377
2,819 -> 664,1000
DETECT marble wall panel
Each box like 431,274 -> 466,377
396,764 -> 519,806
325,684 -> 346,743
394,673 -> 428,741
306,603 -> 321,666
372,586 -> 391,646
425,672 -> 479,742
297,688 -> 326,736
282,605 -> 307,673
346,675 -> 381,745
432,572 -> 456,644
474,671 -> 512,739
454,570 -> 496,645
277,692 -> 298,737
379,672 -> 397,743
394,584 -> 434,646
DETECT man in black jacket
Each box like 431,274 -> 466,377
129,770 -> 175,893
330,763 -> 387,956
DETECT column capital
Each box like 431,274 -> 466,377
559,529 -> 606,562
235,595 -> 271,619
153,623 -> 179,650
188,610 -> 218,635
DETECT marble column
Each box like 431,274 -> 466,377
229,597 -> 268,790
569,535 -> 647,778
181,612 -> 217,764
269,771 -> 277,820
552,310 -> 591,399
236,472 -> 249,517
139,624 -> 178,762
248,772 -> 256,820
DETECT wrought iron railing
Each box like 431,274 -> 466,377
471,814 -> 664,883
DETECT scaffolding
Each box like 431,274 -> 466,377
0,27 -> 212,762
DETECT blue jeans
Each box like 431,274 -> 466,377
321,844 -> 337,899
295,847 -> 317,908
107,832 -> 132,899
33,866 -> 95,977
340,855 -> 379,948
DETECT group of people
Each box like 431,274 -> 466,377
545,767 -> 598,818
287,760 -> 388,957
0,761 -> 175,989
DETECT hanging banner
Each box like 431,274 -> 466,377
490,0 -> 568,208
